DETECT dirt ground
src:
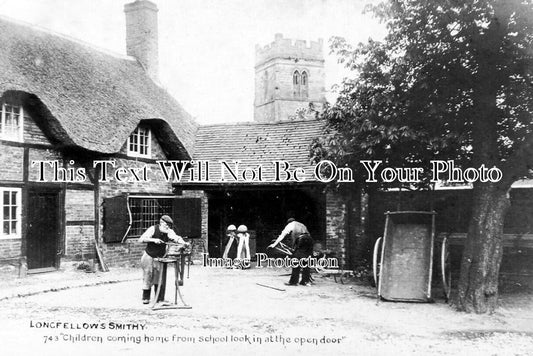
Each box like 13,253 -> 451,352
0,265 -> 532,356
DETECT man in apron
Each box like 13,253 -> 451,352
139,215 -> 186,304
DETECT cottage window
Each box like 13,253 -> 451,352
128,126 -> 151,158
0,188 -> 21,239
0,103 -> 24,142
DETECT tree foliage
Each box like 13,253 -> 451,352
312,0 -> 533,189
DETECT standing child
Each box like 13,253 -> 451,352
236,225 -> 251,267
222,224 -> 238,260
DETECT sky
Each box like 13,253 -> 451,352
0,0 -> 385,124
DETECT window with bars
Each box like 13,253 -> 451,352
1,188 -> 21,239
127,126 -> 151,158
0,103 -> 24,142
128,197 -> 173,237
103,195 -> 202,243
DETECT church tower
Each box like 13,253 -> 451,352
254,34 -> 326,122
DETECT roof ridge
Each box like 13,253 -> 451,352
0,14 -> 132,61
199,119 -> 325,128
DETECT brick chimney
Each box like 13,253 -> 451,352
124,0 -> 159,81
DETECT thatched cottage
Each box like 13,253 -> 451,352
0,1 -> 354,274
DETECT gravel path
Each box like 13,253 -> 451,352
0,265 -> 532,355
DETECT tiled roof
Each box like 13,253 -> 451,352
0,16 -> 197,158
192,120 -> 325,183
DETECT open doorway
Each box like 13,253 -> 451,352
206,186 -> 325,258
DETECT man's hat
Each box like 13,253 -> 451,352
227,224 -> 237,231
287,218 -> 295,224
161,215 -> 174,226
237,225 -> 248,233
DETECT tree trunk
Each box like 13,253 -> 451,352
456,184 -> 510,313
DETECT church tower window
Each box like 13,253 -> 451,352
293,71 -> 301,97
301,71 -> 308,98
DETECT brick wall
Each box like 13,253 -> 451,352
101,239 -> 146,267
0,145 -> 23,181
325,191 -> 347,266
28,149 -> 63,182
98,159 -> 173,197
98,136 -> 172,195
65,225 -> 95,259
65,189 -> 94,221
64,189 -> 95,260
124,0 -> 159,81
0,238 -> 22,260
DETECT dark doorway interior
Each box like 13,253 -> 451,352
206,186 -> 325,258
27,189 -> 60,271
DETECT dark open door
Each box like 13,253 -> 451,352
27,189 -> 60,271
103,195 -> 129,243
172,198 -> 201,238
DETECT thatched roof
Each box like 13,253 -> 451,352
0,16 -> 197,158
192,119 -> 325,183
